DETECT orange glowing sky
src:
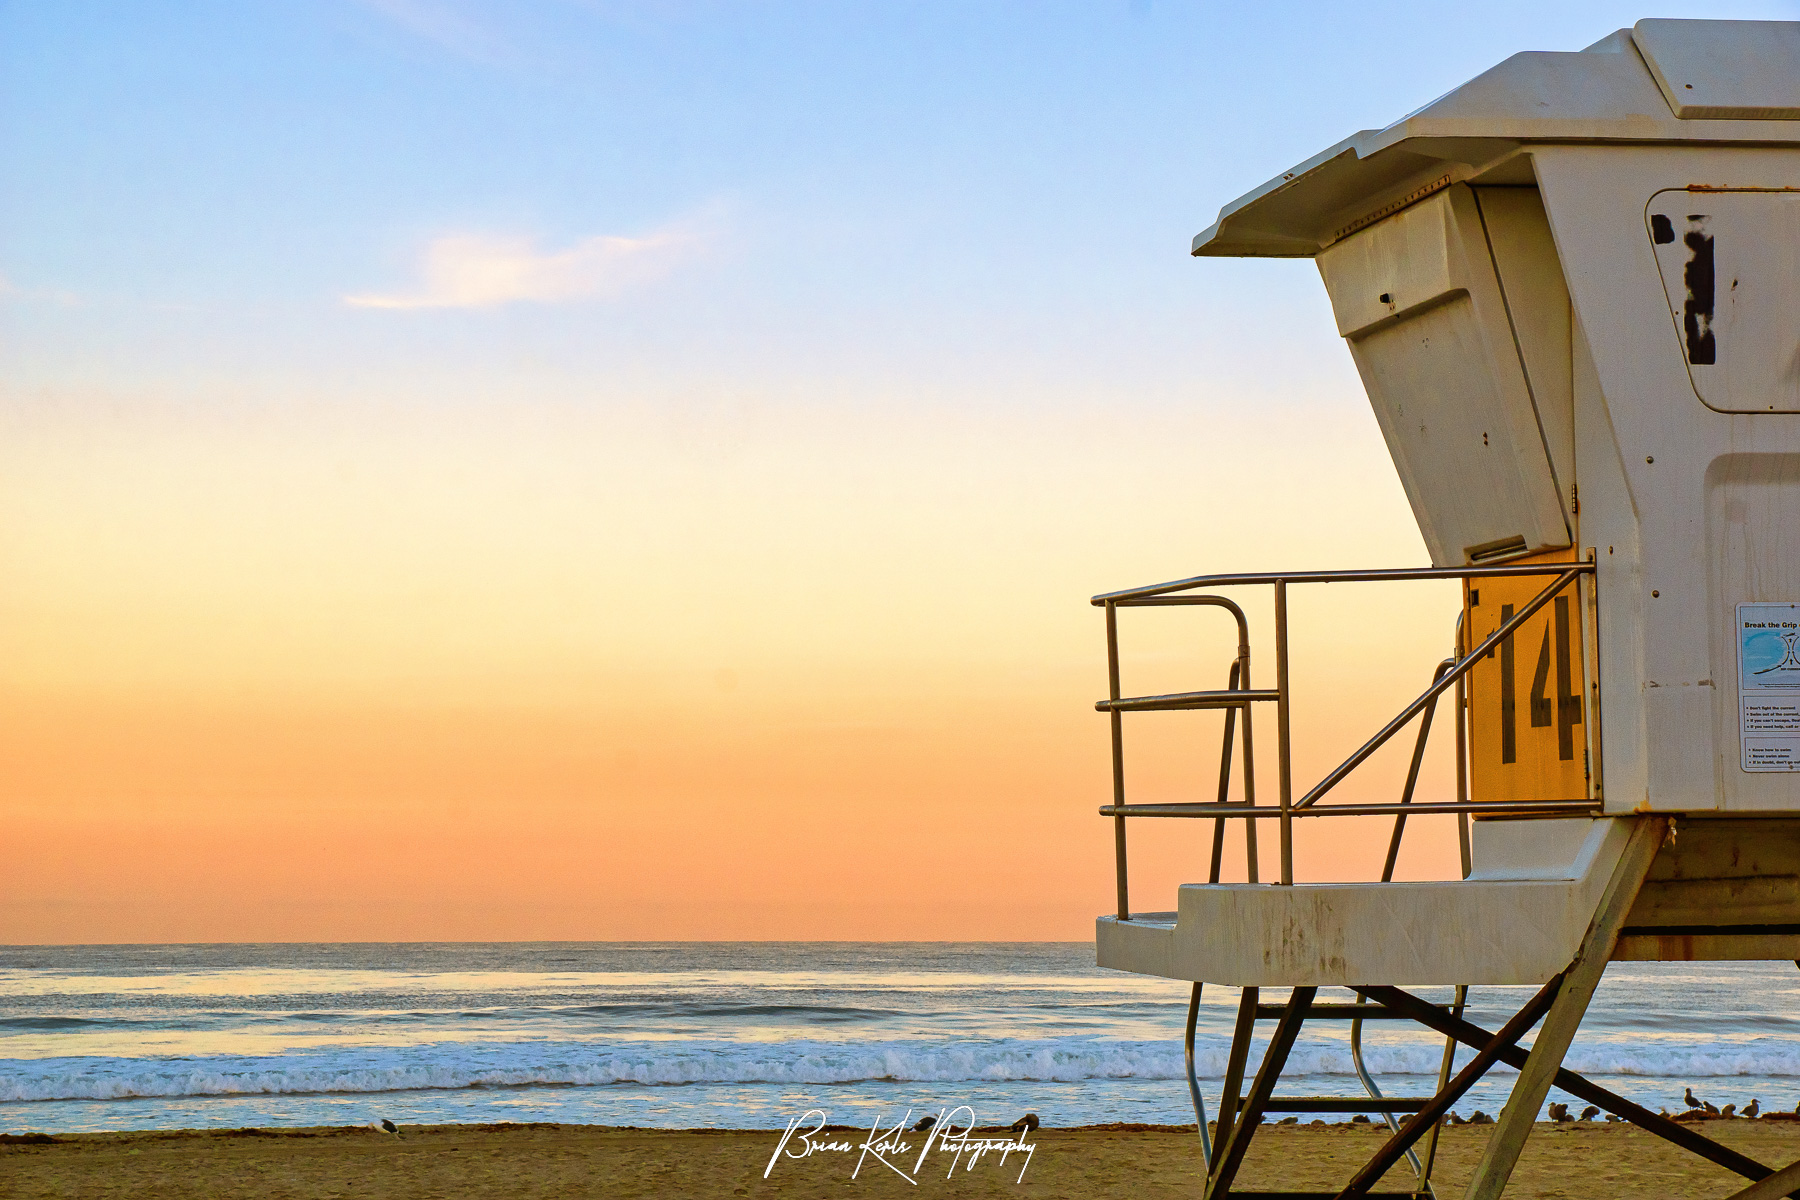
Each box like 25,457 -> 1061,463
5,1 -> 1745,942
0,382 -> 1466,941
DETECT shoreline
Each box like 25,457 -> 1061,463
8,1112 -> 1788,1137
8,1119 -> 1800,1198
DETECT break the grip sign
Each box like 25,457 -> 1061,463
1739,604 -> 1800,773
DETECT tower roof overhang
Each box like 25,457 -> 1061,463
1193,20 -> 1800,260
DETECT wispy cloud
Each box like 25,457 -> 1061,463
344,226 -> 705,311
0,272 -> 80,307
356,0 -> 509,65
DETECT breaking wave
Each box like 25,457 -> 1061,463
8,1036 -> 1800,1103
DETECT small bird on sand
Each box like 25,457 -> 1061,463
1607,1114 -> 1625,1123
380,1119 -> 401,1138
1746,1100 -> 1762,1118
1010,1113 -> 1040,1135
1547,1103 -> 1571,1123
912,1115 -> 936,1133
1723,1104 -> 1738,1119
1579,1106 -> 1599,1121
1685,1087 -> 1705,1109
1467,1112 -> 1493,1125
1704,1100 -> 1722,1115
1448,1112 -> 1466,1125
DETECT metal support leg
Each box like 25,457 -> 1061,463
1351,997 -> 1423,1183
1205,986 -> 1315,1200
1461,816 -> 1669,1200
1187,983 -> 1213,1168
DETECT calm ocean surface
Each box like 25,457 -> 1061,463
2,943 -> 1797,1135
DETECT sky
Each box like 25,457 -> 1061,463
1,0 -> 1794,943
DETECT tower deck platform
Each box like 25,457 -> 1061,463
1101,815 -> 1800,988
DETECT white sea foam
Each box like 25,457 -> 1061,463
7,1037 -> 1800,1103
6,948 -> 1800,1133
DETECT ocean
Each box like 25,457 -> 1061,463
2,943 -> 1797,1136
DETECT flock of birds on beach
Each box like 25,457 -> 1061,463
1667,1088 -> 1770,1121
1268,1088 -> 1782,1128
1531,1090 -> 1780,1124
360,1092 -> 1786,1138
1454,1091 -> 1780,1126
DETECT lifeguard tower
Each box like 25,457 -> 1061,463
1093,19 -> 1800,1200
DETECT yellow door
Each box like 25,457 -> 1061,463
1465,553 -> 1590,802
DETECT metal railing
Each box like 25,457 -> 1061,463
1095,558 -> 1598,914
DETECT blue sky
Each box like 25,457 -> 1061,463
7,0 -> 1794,405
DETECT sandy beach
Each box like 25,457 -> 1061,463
8,1119 -> 1800,1199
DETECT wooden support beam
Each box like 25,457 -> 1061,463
1727,1159 -> 1800,1200
1461,816 -> 1669,1200
1358,982 -> 1779,1188
1213,987 -> 1259,1153
1332,974 -> 1561,1199
1206,986 -> 1314,1200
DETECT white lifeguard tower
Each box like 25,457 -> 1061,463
1093,19 -> 1800,1200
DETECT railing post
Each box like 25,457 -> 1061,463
1106,600 -> 1129,919
1581,550 -> 1604,806
1382,657 -> 1454,883
1240,649 -> 1260,885
1210,661 -> 1238,884
1456,619 -> 1473,879
1274,579 -> 1293,886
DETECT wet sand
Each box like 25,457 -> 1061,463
7,1119 -> 1800,1198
